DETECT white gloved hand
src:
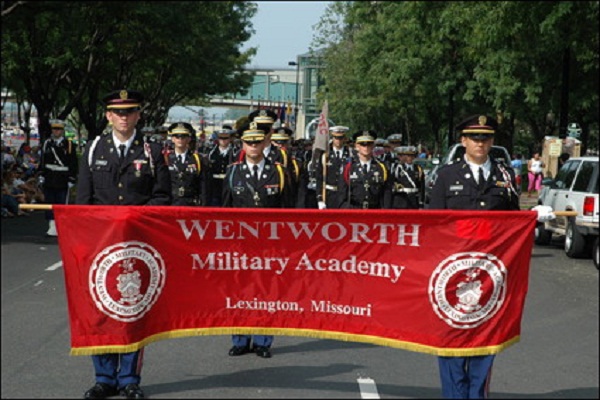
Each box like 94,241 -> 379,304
318,201 -> 327,210
67,182 -> 75,189
533,205 -> 556,222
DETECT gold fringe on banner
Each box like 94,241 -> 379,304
69,327 -> 520,357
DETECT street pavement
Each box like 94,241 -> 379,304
1,210 -> 598,399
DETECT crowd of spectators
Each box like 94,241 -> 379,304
1,141 -> 43,218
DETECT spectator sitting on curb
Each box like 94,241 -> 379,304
1,171 -> 27,217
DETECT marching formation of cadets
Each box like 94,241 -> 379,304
47,89 -> 528,400
142,110 -> 427,211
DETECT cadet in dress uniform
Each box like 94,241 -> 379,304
379,139 -> 395,167
76,89 -> 171,400
244,109 -> 295,207
37,119 -> 79,236
271,126 -> 301,205
166,122 -> 207,206
338,131 -> 392,209
429,114 -> 519,399
206,128 -> 236,206
223,122 -> 291,358
295,138 -> 319,208
390,146 -> 425,209
314,125 -> 351,209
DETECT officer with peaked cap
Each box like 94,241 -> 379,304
390,145 -> 425,209
387,133 -> 402,146
206,127 -> 236,206
76,89 -> 171,400
271,126 -> 301,200
336,130 -> 392,209
314,125 -> 351,209
37,118 -> 78,236
430,114 -> 519,399
223,122 -> 292,359
166,122 -> 207,206
379,139 -> 395,166
244,109 -> 295,206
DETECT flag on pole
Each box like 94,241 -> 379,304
313,100 -> 329,151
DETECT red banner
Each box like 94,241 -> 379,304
54,206 -> 536,356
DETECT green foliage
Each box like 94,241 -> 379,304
1,1 -> 257,140
313,1 -> 599,154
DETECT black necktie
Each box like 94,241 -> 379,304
119,144 -> 126,162
178,154 -> 184,165
253,165 -> 259,183
478,167 -> 485,190
362,163 -> 369,174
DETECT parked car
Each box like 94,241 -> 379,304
423,143 -> 512,205
535,156 -> 599,268
413,158 -> 435,177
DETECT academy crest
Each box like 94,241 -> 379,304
89,241 -> 166,322
428,252 -> 507,329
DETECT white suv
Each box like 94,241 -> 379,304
535,156 -> 599,268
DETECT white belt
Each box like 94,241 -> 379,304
395,188 -> 418,193
45,164 -> 69,171
212,173 -> 226,179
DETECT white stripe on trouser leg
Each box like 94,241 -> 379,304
357,377 -> 380,399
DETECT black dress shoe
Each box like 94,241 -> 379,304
254,346 -> 272,358
84,382 -> 119,399
120,383 -> 145,399
228,344 -> 251,356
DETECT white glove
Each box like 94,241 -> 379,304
533,205 -> 556,222
318,201 -> 327,210
68,182 -> 75,190
37,176 -> 45,185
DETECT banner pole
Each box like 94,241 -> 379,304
19,204 -> 54,210
17,203 -> 578,216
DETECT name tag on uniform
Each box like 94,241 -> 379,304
95,160 -> 108,166
449,185 -> 463,191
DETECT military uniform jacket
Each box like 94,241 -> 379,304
390,162 -> 425,209
338,157 -> 392,209
315,146 -> 351,208
167,152 -> 207,206
207,145 -> 234,205
76,132 -> 171,206
222,159 -> 292,208
429,158 -> 519,211
38,137 -> 78,189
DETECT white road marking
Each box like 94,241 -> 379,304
46,261 -> 63,271
357,377 -> 380,399
33,280 -> 43,287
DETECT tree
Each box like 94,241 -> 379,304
1,1 -> 257,141
313,1 -> 599,155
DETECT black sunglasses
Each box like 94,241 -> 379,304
357,142 -> 374,147
171,134 -> 190,139
243,140 -> 263,145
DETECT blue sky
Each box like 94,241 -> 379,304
244,1 -> 331,69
